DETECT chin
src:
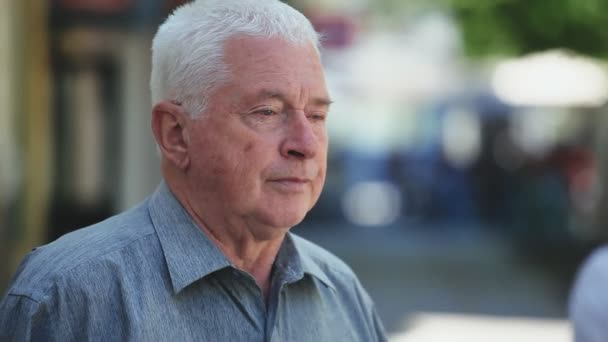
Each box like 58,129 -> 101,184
261,207 -> 308,230
274,213 -> 307,229
258,194 -> 316,228
248,209 -> 308,241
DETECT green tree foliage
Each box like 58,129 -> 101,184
444,0 -> 608,57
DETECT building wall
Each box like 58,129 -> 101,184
0,0 -> 53,290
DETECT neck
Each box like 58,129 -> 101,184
199,221 -> 285,298
166,176 -> 286,298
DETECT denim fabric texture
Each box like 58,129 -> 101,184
0,181 -> 387,341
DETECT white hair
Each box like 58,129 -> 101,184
150,0 -> 321,117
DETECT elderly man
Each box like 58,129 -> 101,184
0,1 -> 387,341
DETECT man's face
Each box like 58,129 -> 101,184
184,36 -> 330,233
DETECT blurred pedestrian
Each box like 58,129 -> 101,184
570,246 -> 608,342
0,1 -> 387,340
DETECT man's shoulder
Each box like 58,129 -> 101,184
7,200 -> 157,300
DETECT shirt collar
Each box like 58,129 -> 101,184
148,180 -> 335,293
148,181 -> 232,294
278,233 -> 336,291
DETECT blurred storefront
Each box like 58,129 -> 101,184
0,0 -> 52,289
0,0 -> 189,289
48,0 -> 161,241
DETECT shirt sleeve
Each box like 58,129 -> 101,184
1,285 -> 78,342
0,294 -> 44,341
570,247 -> 608,342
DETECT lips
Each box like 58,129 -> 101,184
271,177 -> 309,183
268,177 -> 311,192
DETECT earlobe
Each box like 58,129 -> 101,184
151,101 -> 191,170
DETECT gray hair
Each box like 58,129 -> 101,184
150,0 -> 321,117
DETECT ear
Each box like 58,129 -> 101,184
151,101 -> 191,170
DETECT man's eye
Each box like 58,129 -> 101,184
258,109 -> 276,116
308,113 -> 326,121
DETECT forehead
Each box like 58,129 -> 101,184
222,35 -> 328,103
224,35 -> 321,71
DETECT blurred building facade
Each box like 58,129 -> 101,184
1,0 -> 52,289
0,0 -> 177,289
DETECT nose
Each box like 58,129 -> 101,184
280,111 -> 319,160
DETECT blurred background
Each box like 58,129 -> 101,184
2,0 -> 608,340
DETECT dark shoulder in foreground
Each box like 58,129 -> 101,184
6,200 -> 155,300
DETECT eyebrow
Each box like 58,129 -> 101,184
254,89 -> 334,108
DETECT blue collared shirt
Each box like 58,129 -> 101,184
0,182 -> 387,341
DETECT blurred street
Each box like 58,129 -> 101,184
295,222 -> 571,340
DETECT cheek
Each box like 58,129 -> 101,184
190,151 -> 255,206
205,142 -> 261,189
207,152 -> 249,181
189,137 -> 239,187
314,168 -> 326,193
313,151 -> 328,194
207,154 -> 230,177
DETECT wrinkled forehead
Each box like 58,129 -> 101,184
223,35 -> 322,73
219,35 -> 328,100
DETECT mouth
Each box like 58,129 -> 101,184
271,177 -> 309,182
268,177 -> 311,192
